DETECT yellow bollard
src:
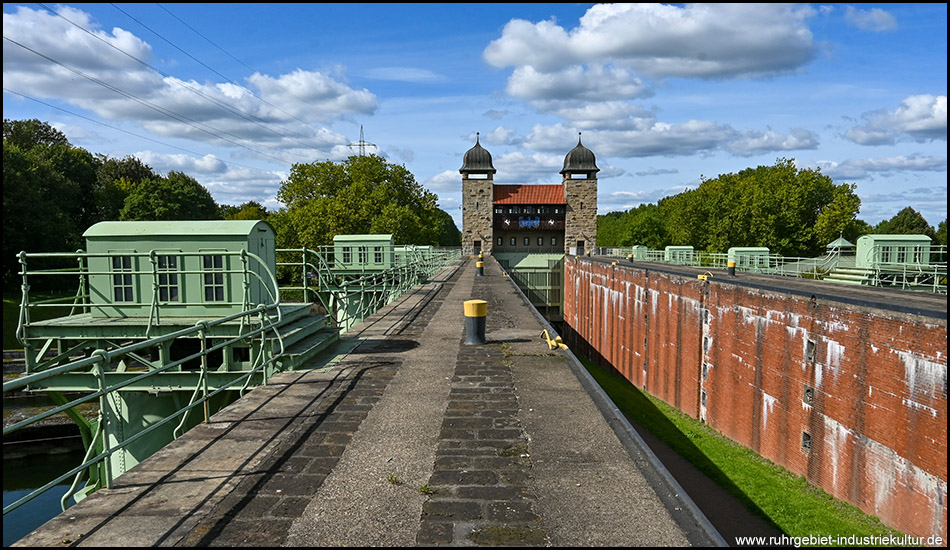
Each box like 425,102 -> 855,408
476,261 -> 484,277
464,300 -> 487,345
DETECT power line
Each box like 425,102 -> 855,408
3,87 -> 280,176
34,3 -> 327,157
4,36 -> 293,165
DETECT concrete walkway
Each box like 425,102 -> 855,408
14,257 -> 723,547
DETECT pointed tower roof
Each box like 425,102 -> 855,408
560,133 -> 599,175
460,133 -> 496,174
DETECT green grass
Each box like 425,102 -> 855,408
581,358 -> 905,541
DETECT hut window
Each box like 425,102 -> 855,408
157,255 -> 180,302
111,256 -> 134,302
202,255 -> 225,302
552,237 -> 557,246
342,246 -> 352,264
374,247 -> 383,264
358,246 -> 368,264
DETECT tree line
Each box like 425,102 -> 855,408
2,118 -> 461,288
597,158 -> 947,257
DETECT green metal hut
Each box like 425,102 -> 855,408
664,246 -> 694,265
855,234 -> 932,269
83,220 -> 277,318
332,234 -> 394,271
727,247 -> 771,271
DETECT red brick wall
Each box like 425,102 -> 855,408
563,257 -> 947,541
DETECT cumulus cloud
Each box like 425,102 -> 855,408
506,65 -> 652,102
845,95 -> 947,145
484,3 -> 817,78
3,5 -> 377,158
484,4 -> 825,161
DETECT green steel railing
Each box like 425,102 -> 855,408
4,243 -> 462,518
277,245 -> 461,330
599,245 -> 947,293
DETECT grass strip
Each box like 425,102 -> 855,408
581,358 -> 905,541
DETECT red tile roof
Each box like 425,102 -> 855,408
493,184 -> 565,204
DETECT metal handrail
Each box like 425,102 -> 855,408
600,245 -> 946,293
4,244 -> 462,517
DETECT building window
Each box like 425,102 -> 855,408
497,237 -> 503,246
510,237 -> 516,246
157,255 -> 179,302
203,255 -> 225,302
524,237 -> 530,246
374,246 -> 383,264
358,246 -> 368,264
111,256 -> 134,302
552,237 -> 557,246
538,237 -> 543,246
896,247 -> 907,263
342,246 -> 351,264
880,247 -> 891,263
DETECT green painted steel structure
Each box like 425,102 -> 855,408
4,221 -> 460,518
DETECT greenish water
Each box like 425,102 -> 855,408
3,449 -> 87,546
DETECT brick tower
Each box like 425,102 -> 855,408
561,134 -> 599,256
460,134 -> 495,256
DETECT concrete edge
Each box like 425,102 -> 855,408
492,256 -> 729,548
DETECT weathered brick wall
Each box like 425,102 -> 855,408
563,257 -> 947,541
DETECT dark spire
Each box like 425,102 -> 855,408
560,132 -> 599,175
460,132 -> 496,174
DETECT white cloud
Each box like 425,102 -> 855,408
816,155 -> 947,180
726,128 -> 819,156
506,65 -> 651,101
844,6 -> 898,32
3,5 -> 377,154
845,95 -> 947,145
530,101 -> 656,131
485,3 -> 817,79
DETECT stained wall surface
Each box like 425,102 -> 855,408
563,257 -> 947,541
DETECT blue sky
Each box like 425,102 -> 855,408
3,3 -> 946,231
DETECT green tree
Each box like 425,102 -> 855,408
96,156 -> 159,220
3,118 -> 70,149
935,219 -> 947,246
119,171 -> 220,221
430,208 -> 462,247
873,207 -> 937,239
597,159 -> 861,257
2,141 -> 75,286
221,201 -> 270,220
277,154 -> 450,248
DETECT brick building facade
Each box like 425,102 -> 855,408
460,134 -> 598,256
